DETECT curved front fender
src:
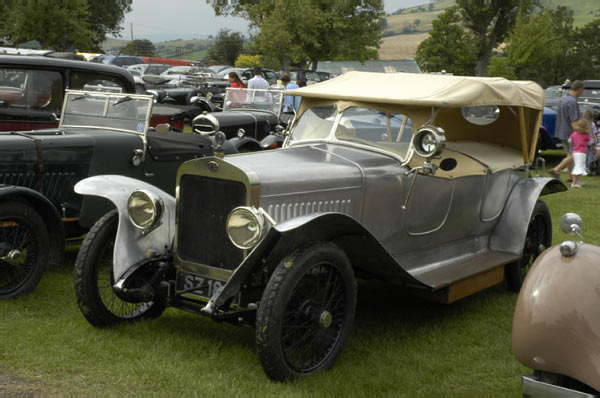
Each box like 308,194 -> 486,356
203,212 -> 426,315
74,175 -> 175,281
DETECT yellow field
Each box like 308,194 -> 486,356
379,32 -> 429,60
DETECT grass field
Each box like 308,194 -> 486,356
1,152 -> 599,394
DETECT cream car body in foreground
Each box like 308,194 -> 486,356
513,213 -> 600,397
74,72 -> 565,381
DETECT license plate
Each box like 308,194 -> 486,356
176,271 -> 226,299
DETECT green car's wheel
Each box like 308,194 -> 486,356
256,242 -> 356,381
505,200 -> 552,292
74,210 -> 165,327
0,202 -> 48,299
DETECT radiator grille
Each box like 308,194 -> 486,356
0,171 -> 78,205
177,174 -> 246,270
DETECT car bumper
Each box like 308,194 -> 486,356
522,375 -> 599,398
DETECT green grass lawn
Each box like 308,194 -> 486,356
1,150 -> 598,394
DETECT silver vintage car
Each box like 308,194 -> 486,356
73,72 -> 566,381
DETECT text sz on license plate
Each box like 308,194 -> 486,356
176,271 -> 226,299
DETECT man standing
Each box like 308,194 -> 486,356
549,80 -> 584,180
247,67 -> 270,90
281,73 -> 300,113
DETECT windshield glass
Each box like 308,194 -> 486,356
60,91 -> 152,133
223,88 -> 283,114
289,106 -> 413,158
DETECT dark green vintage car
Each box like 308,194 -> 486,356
0,90 -> 226,299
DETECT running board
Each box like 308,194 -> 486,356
409,251 -> 519,303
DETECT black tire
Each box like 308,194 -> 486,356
74,210 -> 165,327
505,200 -> 552,292
0,202 -> 49,299
256,242 -> 356,381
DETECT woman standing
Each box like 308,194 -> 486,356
228,72 -> 246,106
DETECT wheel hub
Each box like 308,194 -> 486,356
319,310 -> 332,329
0,249 -> 23,265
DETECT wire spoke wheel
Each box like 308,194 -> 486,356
256,242 -> 356,381
281,262 -> 346,372
0,203 -> 48,299
74,210 -> 165,327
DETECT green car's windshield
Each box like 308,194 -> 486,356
60,91 -> 152,134
223,88 -> 283,115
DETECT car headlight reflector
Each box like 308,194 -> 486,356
412,126 -> 446,158
127,189 -> 163,230
226,207 -> 265,250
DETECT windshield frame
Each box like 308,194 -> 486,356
59,89 -> 153,135
223,87 -> 284,116
286,104 -> 416,162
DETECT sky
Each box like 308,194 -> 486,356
116,0 -> 428,42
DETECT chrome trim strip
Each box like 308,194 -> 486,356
521,375 -> 599,398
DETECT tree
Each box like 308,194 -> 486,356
119,39 -> 156,56
235,54 -> 263,68
210,0 -> 384,71
487,55 -> 517,80
504,9 -> 572,85
4,0 -> 95,51
206,29 -> 245,65
571,19 -> 600,79
415,6 -> 477,75
456,0 -> 538,76
1,0 -> 131,52
86,0 -> 132,50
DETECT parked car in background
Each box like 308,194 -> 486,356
0,90 -> 242,300
543,85 -> 561,110
216,67 -> 278,86
127,63 -> 171,77
192,87 -> 291,150
91,55 -> 145,68
73,71 -> 565,381
513,213 -> 600,396
207,65 -> 232,74
160,66 -> 214,87
0,55 -> 135,131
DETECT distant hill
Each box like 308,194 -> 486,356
100,37 -> 213,62
379,0 -> 600,60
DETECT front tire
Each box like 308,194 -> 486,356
505,200 -> 552,292
256,242 -> 356,381
0,202 -> 49,299
74,210 -> 165,327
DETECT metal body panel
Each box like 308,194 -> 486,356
193,111 -> 279,141
490,177 -> 566,256
74,175 -> 176,282
193,143 -> 527,289
513,244 -> 600,392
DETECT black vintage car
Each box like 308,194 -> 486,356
0,90 -> 240,299
192,87 -> 293,151
0,55 -> 136,131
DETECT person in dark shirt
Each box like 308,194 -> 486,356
549,80 -> 584,181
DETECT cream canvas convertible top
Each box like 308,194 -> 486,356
286,72 -> 545,165
286,71 -> 544,110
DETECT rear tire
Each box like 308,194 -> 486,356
0,202 -> 48,299
74,210 -> 165,327
505,200 -> 551,292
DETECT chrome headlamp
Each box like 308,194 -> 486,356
127,189 -> 163,230
412,126 -> 446,158
226,206 -> 266,250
